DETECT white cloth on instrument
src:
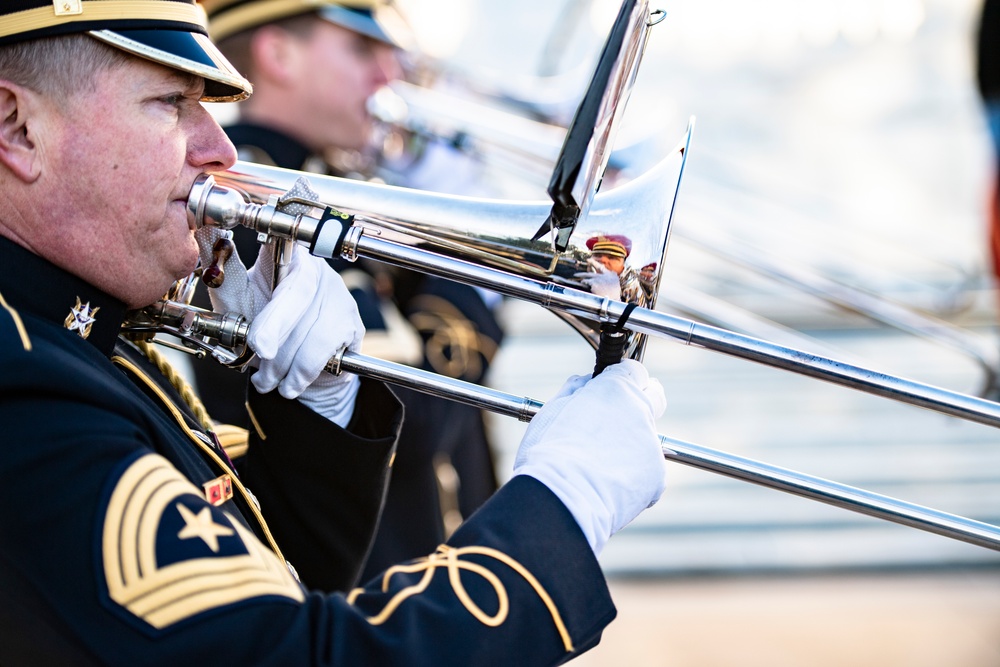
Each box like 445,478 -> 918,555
513,359 -> 667,556
195,202 -> 364,427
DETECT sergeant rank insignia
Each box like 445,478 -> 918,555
102,454 -> 304,630
64,297 -> 99,339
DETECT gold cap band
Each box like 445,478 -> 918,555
0,1 -> 206,39
204,0 -> 379,41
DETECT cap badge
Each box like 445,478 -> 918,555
64,297 -> 99,339
54,0 -> 83,16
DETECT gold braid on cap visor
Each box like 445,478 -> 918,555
207,0 -> 380,41
0,1 -> 208,38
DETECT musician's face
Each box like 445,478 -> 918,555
30,57 -> 237,308
292,20 -> 398,151
593,253 -> 626,276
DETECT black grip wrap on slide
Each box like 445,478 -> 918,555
592,302 -> 638,377
309,207 -> 355,257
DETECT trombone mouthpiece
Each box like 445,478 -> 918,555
187,173 -> 252,231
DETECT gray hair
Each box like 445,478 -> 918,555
0,34 -> 131,97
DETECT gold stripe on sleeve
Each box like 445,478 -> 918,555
0,289 -> 31,351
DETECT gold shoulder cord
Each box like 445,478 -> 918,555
347,544 -> 574,652
132,341 -> 251,456
134,340 -> 214,431
111,348 -> 287,566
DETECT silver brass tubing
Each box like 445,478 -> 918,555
350,233 -> 1000,429
330,351 -> 544,423
661,437 -> 1000,551
332,348 -> 1000,551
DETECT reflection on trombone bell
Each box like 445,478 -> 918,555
575,233 -> 658,304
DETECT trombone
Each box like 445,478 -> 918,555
119,148 -> 1000,554
124,0 -> 1000,559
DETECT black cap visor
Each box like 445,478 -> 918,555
318,6 -> 392,45
89,28 -> 252,102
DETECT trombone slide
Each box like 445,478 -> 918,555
331,348 -> 1000,552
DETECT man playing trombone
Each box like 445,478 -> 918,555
0,1 -> 667,664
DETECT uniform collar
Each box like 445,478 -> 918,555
0,235 -> 127,357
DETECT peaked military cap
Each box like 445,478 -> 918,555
586,234 -> 632,259
203,0 -> 408,48
0,0 -> 252,102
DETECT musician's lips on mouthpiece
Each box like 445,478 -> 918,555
184,199 -> 199,231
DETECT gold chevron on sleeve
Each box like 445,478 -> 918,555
102,454 -> 304,629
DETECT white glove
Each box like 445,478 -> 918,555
574,262 -> 622,300
513,359 -> 667,556
195,227 -> 364,427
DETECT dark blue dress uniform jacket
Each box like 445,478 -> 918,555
0,236 -> 615,665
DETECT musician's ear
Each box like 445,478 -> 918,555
249,24 -> 300,85
0,81 -> 42,183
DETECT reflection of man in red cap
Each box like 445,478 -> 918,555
576,234 -> 634,301
586,234 -> 632,276
577,234 -> 658,305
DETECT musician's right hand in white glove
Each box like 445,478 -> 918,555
513,359 -> 667,556
195,227 -> 364,427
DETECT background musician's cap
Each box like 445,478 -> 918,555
202,0 -> 409,49
587,234 -> 632,259
0,0 -> 252,102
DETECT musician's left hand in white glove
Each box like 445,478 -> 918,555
195,228 -> 364,427
513,360 -> 667,556
574,261 -> 622,301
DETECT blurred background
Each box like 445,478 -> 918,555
386,0 -> 1000,664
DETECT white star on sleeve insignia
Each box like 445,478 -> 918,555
176,503 -> 235,553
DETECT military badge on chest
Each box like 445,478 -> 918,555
203,473 -> 234,506
64,297 -> 99,339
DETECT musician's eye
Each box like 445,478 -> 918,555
159,94 -> 183,107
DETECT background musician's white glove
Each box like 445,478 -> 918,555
195,227 -> 364,427
574,262 -> 622,300
513,359 -> 667,556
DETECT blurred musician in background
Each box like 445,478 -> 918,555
198,0 -> 506,577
